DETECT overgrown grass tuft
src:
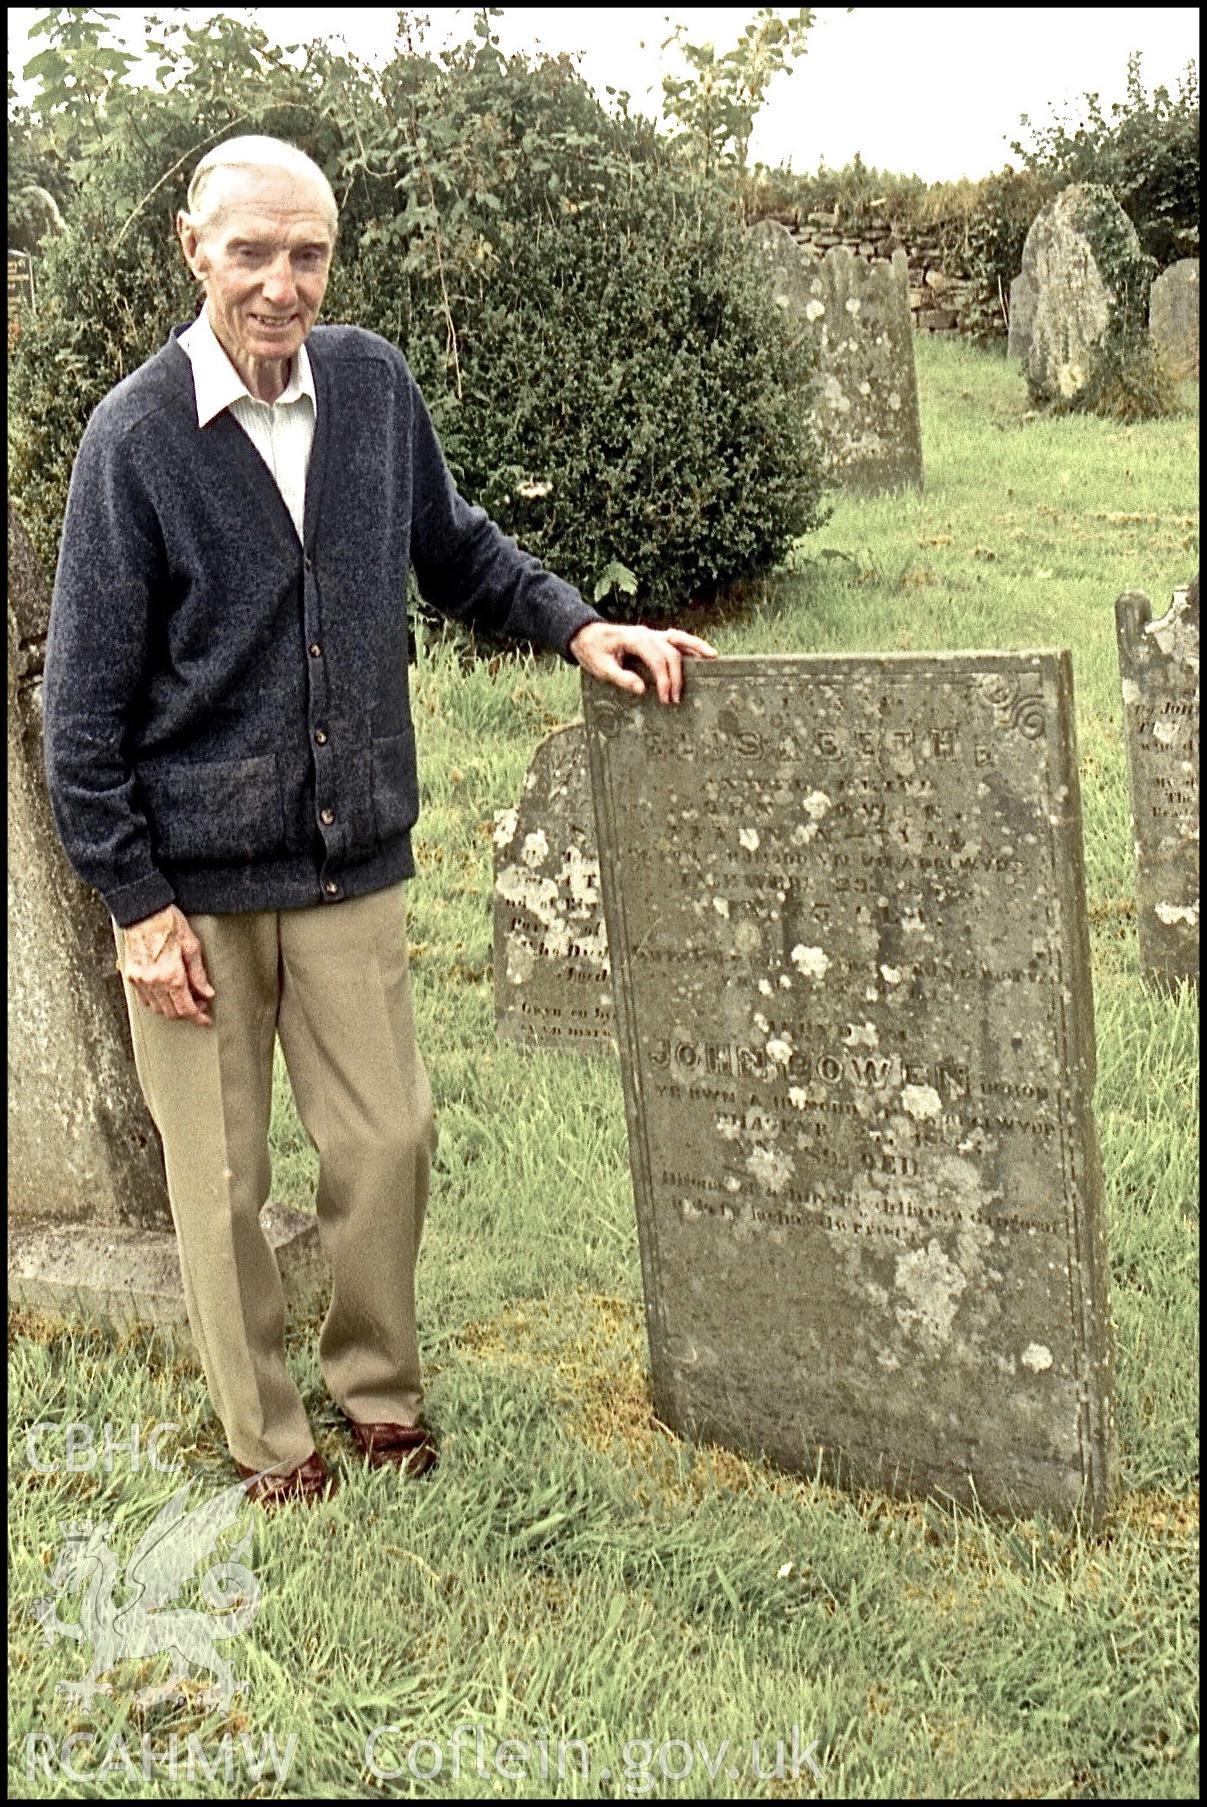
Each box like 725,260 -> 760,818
9,338 -> 1197,1799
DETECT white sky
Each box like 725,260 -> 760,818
7,6 -> 1200,183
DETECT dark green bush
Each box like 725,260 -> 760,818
331,153 -> 827,622
8,12 -> 828,625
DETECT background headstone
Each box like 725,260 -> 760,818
749,226 -> 923,494
1115,573 -> 1199,990
1006,272 -> 1035,363
1020,183 -> 1153,404
7,503 -> 322,1333
493,723 -> 614,1055
805,246 -> 924,493
583,653 -> 1116,1528
1148,259 -> 1199,381
748,216 -> 817,315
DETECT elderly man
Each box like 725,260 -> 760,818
43,135 -> 716,1509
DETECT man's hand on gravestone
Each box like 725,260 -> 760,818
120,904 -> 216,1028
569,621 -> 718,704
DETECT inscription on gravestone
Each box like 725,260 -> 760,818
1115,574 -> 1199,990
584,654 -> 1116,1527
493,723 -> 614,1054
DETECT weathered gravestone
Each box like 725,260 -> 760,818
583,653 -> 1117,1527
750,225 -> 923,494
1115,573 -> 1199,990
493,723 -> 614,1054
7,503 -> 322,1333
1007,272 -> 1036,364
748,216 -> 817,315
809,246 -> 923,493
1149,259 -> 1199,381
1021,183 -> 1153,405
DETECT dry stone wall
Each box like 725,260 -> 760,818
753,208 -> 988,336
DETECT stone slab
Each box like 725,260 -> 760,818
1007,272 -> 1035,363
1149,259 -> 1199,381
1115,575 -> 1199,990
583,653 -> 1116,1527
749,227 -> 923,494
748,217 -> 815,316
8,503 -> 171,1231
1020,183 -> 1148,403
492,723 -> 615,1055
803,247 -> 923,493
8,1202 -> 324,1343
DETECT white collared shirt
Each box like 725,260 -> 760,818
178,304 -> 317,544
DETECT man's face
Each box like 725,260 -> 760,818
177,165 -> 335,374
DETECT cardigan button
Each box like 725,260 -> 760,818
308,642 -> 322,658
320,808 -> 335,825
314,728 -> 328,745
323,881 -> 339,897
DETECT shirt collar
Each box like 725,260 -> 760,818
178,303 -> 316,428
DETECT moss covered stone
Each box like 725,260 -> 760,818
1020,183 -> 1156,407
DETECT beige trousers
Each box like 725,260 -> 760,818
112,881 -> 437,1472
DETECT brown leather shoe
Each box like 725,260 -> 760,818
234,1449 -> 338,1508
342,1415 -> 439,1478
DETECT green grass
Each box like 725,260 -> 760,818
9,337 -> 1198,1799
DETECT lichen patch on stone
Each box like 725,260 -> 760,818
901,1083 -> 942,1119
790,944 -> 830,978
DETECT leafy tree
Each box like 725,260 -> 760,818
659,7 -> 818,179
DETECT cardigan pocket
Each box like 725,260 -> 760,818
138,753 -> 287,864
370,731 -> 419,842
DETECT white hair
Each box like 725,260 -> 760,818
183,135 -> 338,237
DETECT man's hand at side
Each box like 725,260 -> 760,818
119,904 -> 216,1028
569,621 -> 718,704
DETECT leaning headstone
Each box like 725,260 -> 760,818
1115,573 -> 1199,990
1006,272 -> 1035,363
805,246 -> 923,493
493,723 -> 614,1054
583,652 -> 1117,1528
7,503 -> 323,1333
1149,259 -> 1199,381
1021,183 -> 1153,405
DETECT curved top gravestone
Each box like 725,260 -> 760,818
1020,183 -> 1152,405
748,216 -> 817,313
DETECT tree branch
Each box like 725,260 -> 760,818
113,113 -> 260,247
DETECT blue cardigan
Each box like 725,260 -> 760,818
42,322 -> 603,926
